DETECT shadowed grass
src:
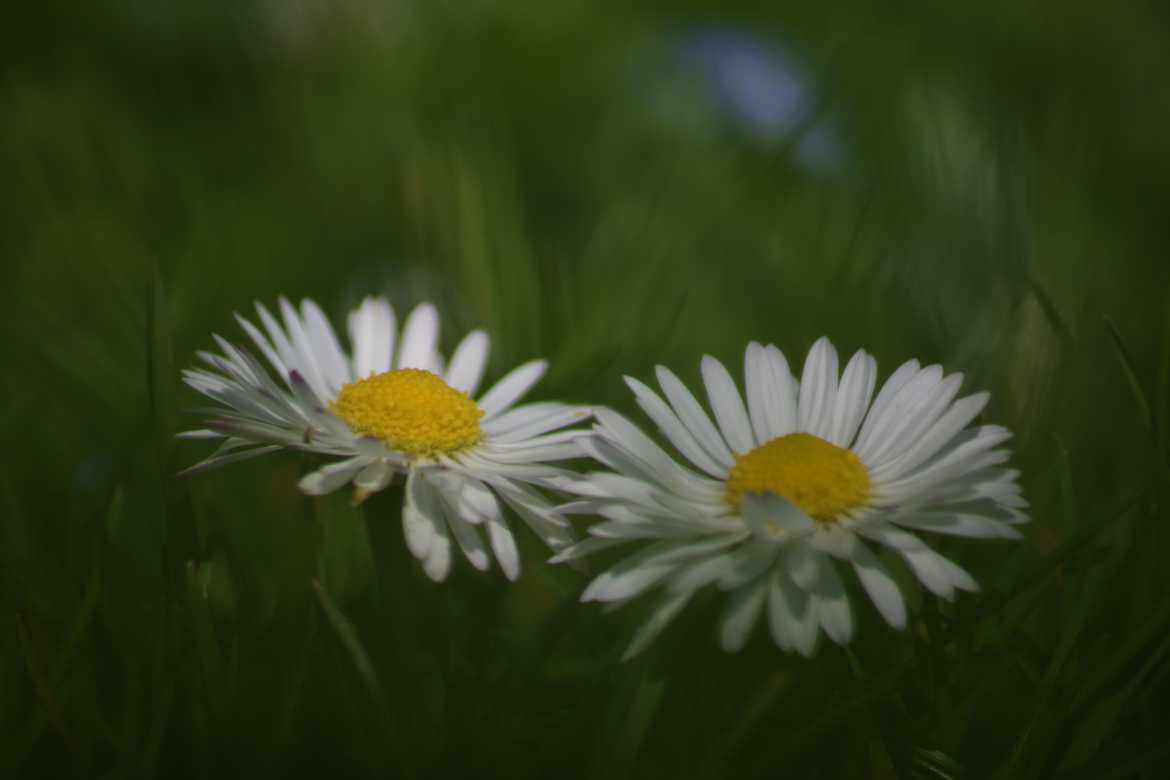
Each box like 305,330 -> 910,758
3,1 -> 1170,778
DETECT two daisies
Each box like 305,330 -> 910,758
182,296 -> 1026,657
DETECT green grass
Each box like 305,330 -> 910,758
3,2 -> 1170,777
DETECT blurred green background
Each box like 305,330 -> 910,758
3,1 -> 1170,778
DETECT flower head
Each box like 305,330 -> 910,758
557,338 -> 1027,658
180,296 -> 591,582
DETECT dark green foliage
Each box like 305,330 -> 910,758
3,1 -> 1170,777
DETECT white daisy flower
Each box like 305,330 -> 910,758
180,296 -> 591,582
556,338 -> 1027,659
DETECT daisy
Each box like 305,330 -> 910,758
556,338 -> 1027,658
180,296 -> 591,582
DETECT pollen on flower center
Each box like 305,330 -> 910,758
725,432 -> 870,522
331,368 -> 483,456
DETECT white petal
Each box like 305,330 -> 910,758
769,569 -> 817,657
720,577 -> 769,651
860,526 -> 967,600
478,360 -> 547,418
486,510 -> 520,581
655,365 -> 735,469
742,492 -> 815,541
866,372 -> 962,466
626,376 -> 728,478
612,535 -> 750,596
235,312 -> 288,379
622,591 -> 692,660
298,457 -> 370,495
797,337 -> 840,440
593,409 -> 722,502
886,460 -> 1021,511
782,543 -> 819,590
582,536 -> 736,602
402,470 -> 438,560
254,300 -> 300,381
481,438 -> 585,464
347,296 -> 396,379
421,511 -> 453,582
891,512 -> 1021,540
852,359 -> 921,456
701,355 -> 755,454
483,401 -> 565,434
490,478 -> 576,552
549,535 -> 628,564
177,443 -> 282,477
744,342 -> 791,444
396,302 -> 440,371
850,543 -> 906,628
456,476 -> 499,523
487,404 -> 591,443
764,345 -> 799,437
403,471 -> 455,581
811,559 -> 853,645
588,516 -> 699,540
446,511 -> 491,571
176,429 -> 223,440
279,297 -> 331,402
792,595 -> 820,657
907,546 -> 957,598
807,524 -> 860,559
582,561 -> 677,603
767,567 -> 798,652
667,549 -> 744,594
872,392 -> 989,482
876,426 -> 1013,504
445,330 -> 490,395
353,460 -> 394,496
717,543 -> 782,591
451,450 -> 572,489
300,299 -> 351,394
939,556 -> 979,593
854,365 -> 943,465
827,350 -> 876,447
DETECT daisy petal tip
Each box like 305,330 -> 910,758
620,642 -> 644,663
422,564 -> 449,583
297,474 -> 324,496
887,609 -> 908,631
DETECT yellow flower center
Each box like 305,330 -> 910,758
330,368 -> 483,456
725,433 -> 870,522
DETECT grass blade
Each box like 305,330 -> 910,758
1104,316 -> 1155,436
1028,276 -> 1074,346
312,580 -> 408,770
700,671 -> 794,777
